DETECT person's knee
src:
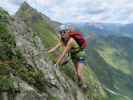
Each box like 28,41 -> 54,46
78,62 -> 84,68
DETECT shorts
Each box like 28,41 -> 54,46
71,50 -> 86,64
79,58 -> 85,64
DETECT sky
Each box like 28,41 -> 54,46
0,0 -> 133,24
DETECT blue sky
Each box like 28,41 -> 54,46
0,0 -> 133,24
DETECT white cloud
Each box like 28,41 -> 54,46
0,0 -> 18,14
0,0 -> 133,23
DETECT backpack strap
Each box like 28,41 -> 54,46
69,32 -> 87,49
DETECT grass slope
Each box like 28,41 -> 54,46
86,36 -> 133,100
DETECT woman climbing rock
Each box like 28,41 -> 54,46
48,24 -> 93,90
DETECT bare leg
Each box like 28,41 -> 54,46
77,62 -> 89,91
73,62 -> 79,81
76,62 -> 84,82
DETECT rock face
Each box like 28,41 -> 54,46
0,2 -> 108,100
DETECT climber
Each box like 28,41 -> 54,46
48,24 -> 92,88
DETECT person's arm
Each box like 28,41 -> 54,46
56,38 -> 74,65
48,42 -> 61,53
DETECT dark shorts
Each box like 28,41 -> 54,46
79,58 -> 85,64
71,55 -> 86,65
71,49 -> 86,64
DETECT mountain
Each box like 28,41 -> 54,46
74,22 -> 133,38
122,23 -> 133,36
15,2 -> 61,48
16,2 -> 61,29
0,2 -> 108,100
86,35 -> 133,100
1,1 -> 132,100
72,21 -> 133,100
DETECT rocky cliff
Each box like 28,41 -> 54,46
0,2 -> 107,100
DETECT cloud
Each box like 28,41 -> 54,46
0,0 -> 20,14
0,0 -> 133,23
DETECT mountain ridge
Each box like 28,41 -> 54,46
74,22 -> 133,38
0,1 -> 133,100
0,2 -> 108,100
